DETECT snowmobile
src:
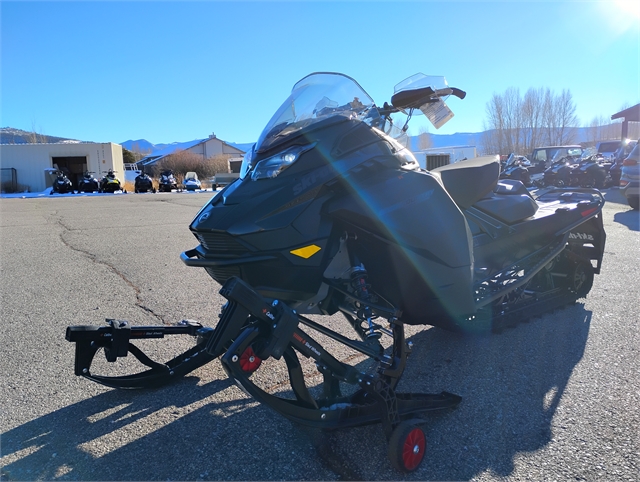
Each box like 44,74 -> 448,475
99,169 -> 122,193
77,171 -> 100,193
571,149 -> 611,189
134,170 -> 155,193
158,169 -> 178,192
542,152 -> 580,187
66,72 -> 606,472
50,170 -> 74,194
182,171 -> 202,191
500,153 -> 533,187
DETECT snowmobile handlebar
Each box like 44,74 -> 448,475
390,86 -> 466,111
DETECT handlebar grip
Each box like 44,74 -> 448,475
450,88 -> 466,100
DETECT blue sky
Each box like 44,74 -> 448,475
1,1 -> 638,146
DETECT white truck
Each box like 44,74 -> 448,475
212,158 -> 243,188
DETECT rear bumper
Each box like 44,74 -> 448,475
622,181 -> 640,199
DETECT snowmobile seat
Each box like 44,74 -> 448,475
473,179 -> 539,224
431,156 -> 500,209
493,179 -> 530,195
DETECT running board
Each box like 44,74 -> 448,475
474,233 -> 570,308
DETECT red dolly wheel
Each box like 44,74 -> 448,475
387,421 -> 426,472
239,346 -> 262,373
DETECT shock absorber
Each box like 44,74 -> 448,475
350,264 -> 381,340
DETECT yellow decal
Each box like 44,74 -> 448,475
290,244 -> 321,259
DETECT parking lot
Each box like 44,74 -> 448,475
1,189 -> 638,481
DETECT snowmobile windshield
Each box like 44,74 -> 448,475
255,72 -> 375,154
580,147 -> 597,160
504,154 -> 518,167
551,147 -> 582,163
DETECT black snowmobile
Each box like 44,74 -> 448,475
542,151 -> 580,187
134,170 -> 155,193
571,148 -> 611,189
500,153 -> 533,186
77,171 -> 100,193
50,170 -> 74,194
66,72 -> 606,472
158,169 -> 178,192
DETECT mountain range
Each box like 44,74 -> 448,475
120,138 -> 254,156
1,126 -> 490,153
1,126 -> 615,157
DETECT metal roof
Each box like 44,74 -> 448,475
611,103 -> 640,122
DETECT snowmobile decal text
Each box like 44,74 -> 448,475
293,166 -> 334,196
569,232 -> 594,241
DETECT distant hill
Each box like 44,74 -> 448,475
0,127 -> 84,145
121,139 -> 254,156
120,139 -> 159,154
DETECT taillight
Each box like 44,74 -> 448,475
619,179 -> 629,187
622,158 -> 638,166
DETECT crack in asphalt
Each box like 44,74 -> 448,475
49,209 -> 376,479
51,214 -> 166,324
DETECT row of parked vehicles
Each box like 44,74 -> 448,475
150,170 -> 202,192
50,169 -> 205,195
51,169 -> 124,195
499,139 -> 639,209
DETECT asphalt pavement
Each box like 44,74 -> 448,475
1,189 -> 638,481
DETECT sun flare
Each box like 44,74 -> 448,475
596,0 -> 640,36
612,0 -> 640,20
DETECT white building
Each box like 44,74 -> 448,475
139,133 -> 245,168
0,142 -> 124,192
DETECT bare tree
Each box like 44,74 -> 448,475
521,87 -> 545,154
26,120 -> 47,144
154,151 -> 233,182
416,125 -> 432,150
483,86 -> 579,156
482,88 -> 523,155
553,89 -> 578,145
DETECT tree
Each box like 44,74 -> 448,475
416,126 -> 432,150
482,86 -> 579,156
26,120 -> 47,143
122,147 -> 137,164
154,151 -> 234,182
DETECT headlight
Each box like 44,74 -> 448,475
251,143 -> 316,181
239,145 -> 255,179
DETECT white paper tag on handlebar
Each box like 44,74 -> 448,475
420,98 -> 454,129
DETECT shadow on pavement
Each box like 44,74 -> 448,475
1,304 -> 592,481
613,209 -> 639,231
